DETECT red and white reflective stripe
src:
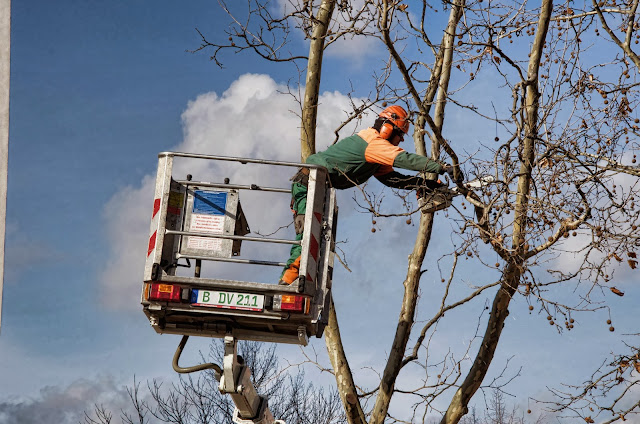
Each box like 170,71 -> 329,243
152,198 -> 161,218
147,198 -> 161,257
305,213 -> 323,284
147,230 -> 157,257
310,212 -> 322,260
309,234 -> 319,260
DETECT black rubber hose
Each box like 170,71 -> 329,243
172,335 -> 222,377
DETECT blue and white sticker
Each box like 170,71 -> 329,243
193,191 -> 227,215
188,191 -> 228,251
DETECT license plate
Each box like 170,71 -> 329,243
191,289 -> 264,312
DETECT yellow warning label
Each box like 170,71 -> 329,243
168,192 -> 184,209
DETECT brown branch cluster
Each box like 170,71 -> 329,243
198,1 -> 640,423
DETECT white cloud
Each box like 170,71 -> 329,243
99,175 -> 156,309
0,376 -> 132,424
549,161 -> 640,287
99,73 -> 362,310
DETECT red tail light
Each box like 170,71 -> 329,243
273,294 -> 309,313
148,283 -> 182,302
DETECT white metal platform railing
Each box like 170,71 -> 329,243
141,152 -> 338,346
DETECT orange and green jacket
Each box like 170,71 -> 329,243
306,128 -> 444,190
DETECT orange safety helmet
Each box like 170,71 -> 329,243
378,105 -> 410,139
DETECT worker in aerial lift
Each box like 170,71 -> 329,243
279,104 -> 461,285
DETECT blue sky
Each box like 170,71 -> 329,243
2,1 -> 640,423
4,0 -> 264,396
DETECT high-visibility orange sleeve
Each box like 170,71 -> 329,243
359,128 -> 404,166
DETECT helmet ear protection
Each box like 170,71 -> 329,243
379,115 -> 398,140
378,105 -> 410,139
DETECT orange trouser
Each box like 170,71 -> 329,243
281,256 -> 301,285
280,181 -> 307,285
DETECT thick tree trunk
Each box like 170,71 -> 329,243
300,0 -> 336,161
429,0 -> 464,160
439,1 -> 553,423
361,2 -> 466,422
368,3 -> 464,423
296,1 -> 367,422
439,267 -> 520,424
369,215 -> 435,424
324,298 -> 367,424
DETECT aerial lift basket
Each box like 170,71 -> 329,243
142,152 -> 338,346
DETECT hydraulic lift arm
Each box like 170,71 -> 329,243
173,334 -> 285,424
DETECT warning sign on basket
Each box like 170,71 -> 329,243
187,191 -> 228,252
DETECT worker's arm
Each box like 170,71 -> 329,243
376,171 -> 443,190
360,129 -> 445,174
392,151 -> 444,174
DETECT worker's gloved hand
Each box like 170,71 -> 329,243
424,178 -> 444,189
443,164 -> 464,184
416,178 -> 444,199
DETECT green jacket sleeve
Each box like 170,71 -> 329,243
393,151 -> 444,174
